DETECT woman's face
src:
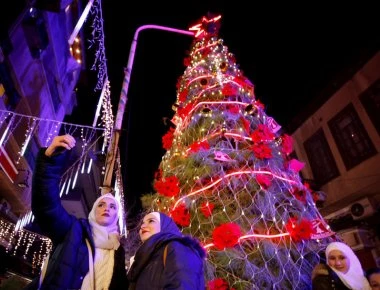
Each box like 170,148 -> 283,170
327,249 -> 350,273
95,197 -> 118,226
139,213 -> 160,242
368,273 -> 380,290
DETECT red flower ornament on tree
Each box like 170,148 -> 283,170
162,127 -> 175,150
290,186 -> 307,203
154,175 -> 180,197
208,277 -> 234,290
256,173 -> 272,189
250,124 -> 275,143
170,203 -> 190,227
212,223 -> 241,250
254,99 -> 265,110
178,88 -> 188,103
251,143 -> 272,159
285,218 -> 315,242
189,140 -> 210,153
200,202 -> 214,218
222,83 -> 238,96
281,134 -> 293,155
183,57 -> 191,67
227,104 -> 240,115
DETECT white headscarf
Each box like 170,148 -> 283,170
326,242 -> 371,290
88,193 -> 120,250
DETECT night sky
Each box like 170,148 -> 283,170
70,2 -> 379,217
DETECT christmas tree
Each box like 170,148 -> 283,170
141,15 -> 336,290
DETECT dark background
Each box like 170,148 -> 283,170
69,2 -> 379,219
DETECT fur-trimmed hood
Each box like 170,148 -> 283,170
172,235 -> 206,259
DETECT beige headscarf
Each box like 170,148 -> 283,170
81,193 -> 121,290
326,242 -> 371,290
88,193 -> 121,250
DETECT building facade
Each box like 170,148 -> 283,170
291,51 -> 380,269
0,0 -> 105,282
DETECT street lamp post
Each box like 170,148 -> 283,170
101,24 -> 194,194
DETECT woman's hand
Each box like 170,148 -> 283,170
45,134 -> 76,157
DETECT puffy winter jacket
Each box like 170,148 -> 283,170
128,231 -> 205,290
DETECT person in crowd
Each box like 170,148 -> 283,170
312,241 -> 371,290
366,267 -> 380,290
127,211 -> 206,289
24,134 -> 128,290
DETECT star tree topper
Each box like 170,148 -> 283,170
189,13 -> 222,39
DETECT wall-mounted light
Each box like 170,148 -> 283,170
16,169 -> 30,188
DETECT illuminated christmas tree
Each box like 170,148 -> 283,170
142,15 -> 336,290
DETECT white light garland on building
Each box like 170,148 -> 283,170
0,218 -> 52,273
0,0 -> 126,269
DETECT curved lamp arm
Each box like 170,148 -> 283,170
102,25 -> 194,192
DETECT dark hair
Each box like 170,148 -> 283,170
366,267 -> 380,279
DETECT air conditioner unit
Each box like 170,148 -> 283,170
349,197 -> 376,220
324,206 -> 350,220
324,197 -> 376,221
338,227 -> 375,251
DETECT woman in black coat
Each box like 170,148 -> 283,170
127,211 -> 206,290
24,134 -> 128,290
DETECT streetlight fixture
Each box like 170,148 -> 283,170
101,24 -> 194,193
16,169 -> 30,188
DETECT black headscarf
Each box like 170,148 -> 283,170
157,212 -> 182,236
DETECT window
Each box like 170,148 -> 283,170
42,52 -> 61,112
304,128 -> 340,185
359,79 -> 380,135
0,63 -> 21,110
328,103 -> 376,170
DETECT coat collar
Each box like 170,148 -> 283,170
127,232 -> 205,282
